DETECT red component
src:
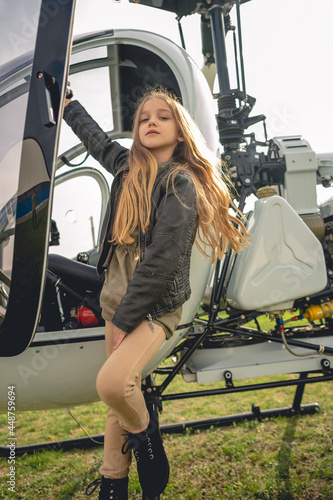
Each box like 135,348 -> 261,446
75,306 -> 99,327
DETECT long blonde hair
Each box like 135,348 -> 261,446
112,88 -> 250,261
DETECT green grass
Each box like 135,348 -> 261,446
1,367 -> 332,500
1,312 -> 332,498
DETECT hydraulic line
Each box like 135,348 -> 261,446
276,317 -> 330,357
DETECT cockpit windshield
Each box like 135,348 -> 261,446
0,0 -> 42,325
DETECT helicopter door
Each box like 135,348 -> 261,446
0,1 -> 76,356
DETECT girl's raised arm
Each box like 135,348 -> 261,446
63,100 -> 128,176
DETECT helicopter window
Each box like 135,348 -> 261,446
0,79 -> 33,326
49,171 -> 106,260
0,0 -> 42,67
0,0 -> 43,304
118,44 -> 182,132
59,66 -> 113,155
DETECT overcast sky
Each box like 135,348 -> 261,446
1,0 -> 331,154
72,0 -> 333,156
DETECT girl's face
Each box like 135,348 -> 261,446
138,98 -> 183,162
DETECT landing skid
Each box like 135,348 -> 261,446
1,370 -> 331,458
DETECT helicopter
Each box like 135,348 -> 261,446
1,0 -> 333,457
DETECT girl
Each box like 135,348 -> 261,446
63,88 -> 249,500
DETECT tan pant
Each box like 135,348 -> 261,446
96,320 -> 166,479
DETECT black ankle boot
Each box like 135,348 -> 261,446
122,404 -> 169,496
86,476 -> 128,500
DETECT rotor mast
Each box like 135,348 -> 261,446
209,4 -> 231,95
207,0 -> 264,150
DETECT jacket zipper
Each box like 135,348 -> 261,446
147,314 -> 155,332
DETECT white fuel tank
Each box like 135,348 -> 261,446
227,195 -> 327,311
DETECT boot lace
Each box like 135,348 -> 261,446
86,477 -> 102,495
121,431 -> 154,461
121,430 -> 146,453
85,476 -> 118,499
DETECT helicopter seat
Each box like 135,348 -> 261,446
48,253 -> 104,293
